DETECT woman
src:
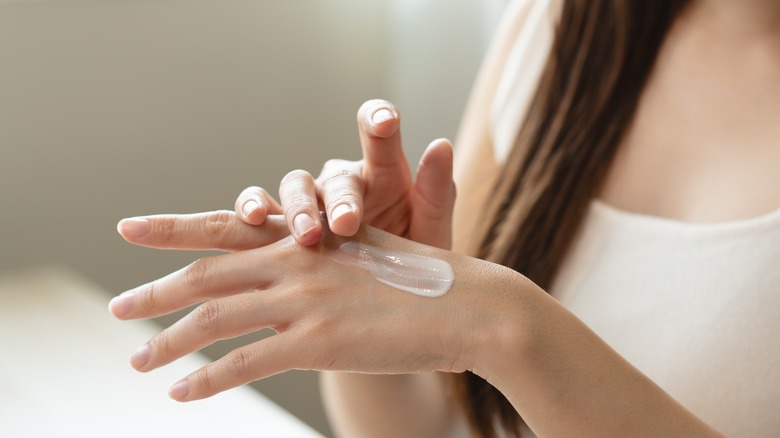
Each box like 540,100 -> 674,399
110,0 -> 780,436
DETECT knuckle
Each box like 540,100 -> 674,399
226,349 -> 254,379
191,301 -> 222,333
203,211 -> 232,242
158,217 -> 177,242
137,282 -> 159,312
150,329 -> 171,358
183,257 -> 213,294
195,366 -> 214,394
283,194 -> 316,216
320,168 -> 354,186
320,171 -> 363,199
414,184 -> 449,216
328,185 -> 361,202
320,158 -> 349,174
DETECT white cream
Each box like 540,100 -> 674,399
331,242 -> 454,297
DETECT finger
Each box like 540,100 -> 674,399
169,331 -> 298,402
316,159 -> 364,236
117,211 -> 289,252
357,100 -> 413,218
108,246 -> 283,320
279,169 -> 323,246
234,186 -> 283,225
409,138 -> 456,249
357,99 -> 404,166
131,291 -> 292,372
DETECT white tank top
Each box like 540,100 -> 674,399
490,1 -> 780,436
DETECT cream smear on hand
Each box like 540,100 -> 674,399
330,242 -> 454,297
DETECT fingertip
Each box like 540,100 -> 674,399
292,213 -> 323,246
295,228 -> 323,247
129,344 -> 151,372
369,108 -> 400,138
108,291 -> 134,320
359,100 -> 400,139
241,200 -> 259,218
419,138 -> 454,177
169,380 -> 190,402
329,203 -> 361,237
241,200 -> 268,225
423,138 -> 454,159
117,218 -> 151,240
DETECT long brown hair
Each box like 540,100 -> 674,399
453,1 -> 688,436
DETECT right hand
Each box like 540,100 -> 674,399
234,99 -> 457,250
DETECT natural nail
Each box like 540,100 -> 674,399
117,218 -> 151,239
371,108 -> 395,125
242,200 -> 259,217
331,203 -> 354,222
169,380 -> 190,401
293,213 -> 316,237
109,292 -> 134,317
130,344 -> 150,370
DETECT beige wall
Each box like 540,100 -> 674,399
0,0 -> 501,436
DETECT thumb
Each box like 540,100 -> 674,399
409,138 -> 456,249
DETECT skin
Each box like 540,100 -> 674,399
110,0 -> 779,436
235,99 -> 456,249
600,1 -> 780,221
111,216 -> 489,389
112,210 -> 718,437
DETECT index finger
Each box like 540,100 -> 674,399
117,211 -> 290,252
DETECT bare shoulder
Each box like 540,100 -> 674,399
452,0 -> 545,255
452,0 -> 530,256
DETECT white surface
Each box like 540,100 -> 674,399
0,267 -> 322,438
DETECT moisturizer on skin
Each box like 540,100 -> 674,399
331,241 -> 454,297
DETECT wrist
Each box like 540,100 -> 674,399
448,257 -> 539,379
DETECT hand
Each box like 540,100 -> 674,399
234,99 -> 457,249
109,211 -> 506,402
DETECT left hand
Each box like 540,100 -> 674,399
109,211 -> 502,402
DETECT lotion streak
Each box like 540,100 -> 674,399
331,242 -> 454,297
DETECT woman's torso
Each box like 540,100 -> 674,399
452,0 -> 780,435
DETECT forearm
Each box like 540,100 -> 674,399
321,372 -> 456,438
466,263 -> 723,437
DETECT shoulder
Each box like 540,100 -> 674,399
452,0 -> 557,255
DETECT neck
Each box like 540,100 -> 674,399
691,0 -> 780,36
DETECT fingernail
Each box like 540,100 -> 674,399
117,218 -> 150,238
331,203 -> 354,222
371,108 -> 395,125
169,380 -> 190,401
293,213 -> 316,237
242,200 -> 259,217
109,291 -> 134,317
130,344 -> 150,370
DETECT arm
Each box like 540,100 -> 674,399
321,373 -> 454,438
453,260 -> 724,437
111,216 -> 722,437
278,101 -> 457,438
230,2 -> 540,432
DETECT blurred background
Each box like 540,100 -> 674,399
0,0 -> 505,435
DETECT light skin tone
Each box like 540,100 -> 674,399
112,211 -> 719,437
111,0 -> 778,436
236,99 -> 456,249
